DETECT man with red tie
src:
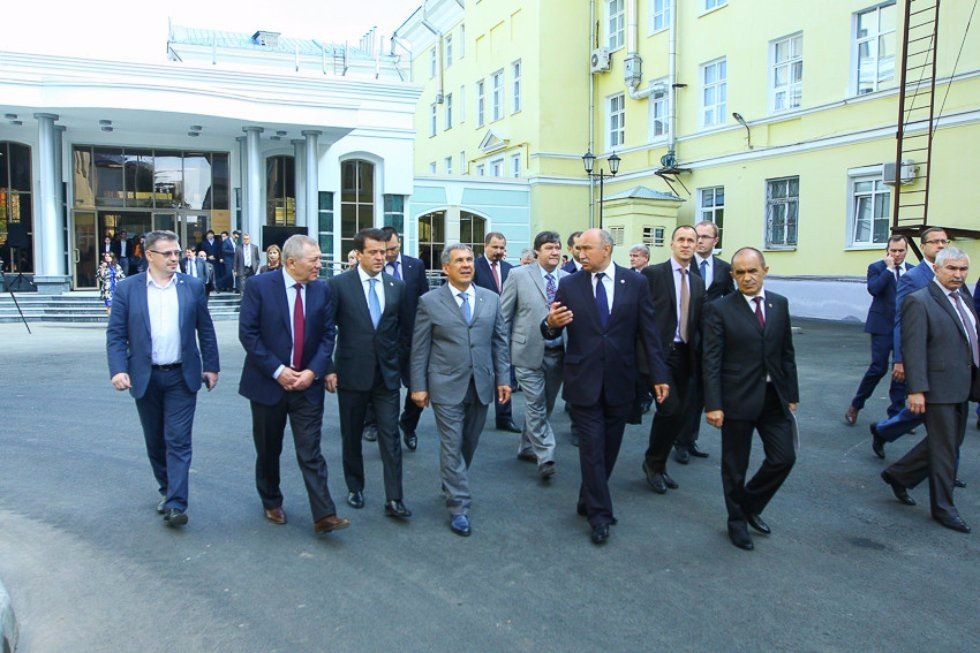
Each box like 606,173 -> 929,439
238,234 -> 349,536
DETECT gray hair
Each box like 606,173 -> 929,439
935,246 -> 970,267
629,243 -> 650,257
282,234 -> 318,262
441,242 -> 473,265
145,230 -> 179,251
598,229 -> 615,250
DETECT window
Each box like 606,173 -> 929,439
697,186 -> 725,248
643,226 -> 666,248
701,58 -> 727,127
430,104 -> 437,137
607,0 -> 625,50
490,158 -> 504,177
0,141 -> 34,275
771,33 -> 803,112
429,161 -> 437,174
850,175 -> 890,245
476,164 -> 486,176
340,159 -> 375,256
445,93 -> 453,130
649,78 -> 668,141
417,210 -> 445,271
608,225 -> 625,245
477,80 -> 485,127
491,70 -> 504,121
459,151 -> 467,174
765,176 -> 799,248
318,191 -> 335,264
855,3 -> 896,95
445,156 -> 453,175
608,93 -> 626,148
512,60 -> 522,113
460,24 -> 465,58
510,154 -> 522,178
383,194 -> 405,235
704,0 -> 727,10
459,85 -> 466,122
445,35 -> 453,68
429,48 -> 436,79
460,212 -> 486,258
266,155 -> 296,226
651,0 -> 670,33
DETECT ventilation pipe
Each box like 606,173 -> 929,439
422,0 -> 445,103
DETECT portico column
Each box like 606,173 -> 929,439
32,113 -> 68,293
236,136 -> 246,232
302,130 -> 321,237
243,126 -> 264,240
292,139 -> 306,228
55,125 -> 67,276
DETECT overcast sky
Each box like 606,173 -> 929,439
7,0 -> 422,62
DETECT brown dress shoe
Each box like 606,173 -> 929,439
264,507 -> 287,525
314,514 -> 351,534
844,405 -> 859,426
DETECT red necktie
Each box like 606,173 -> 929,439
753,296 -> 765,329
292,283 -> 305,369
491,261 -> 501,292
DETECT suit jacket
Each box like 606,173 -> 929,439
238,269 -> 336,406
235,243 -> 261,277
410,284 -> 510,406
110,237 -> 132,261
642,260 -> 706,365
864,260 -> 915,334
388,254 -> 429,384
901,282 -> 979,404
691,255 -> 735,302
106,272 -> 219,399
221,237 -> 237,264
561,260 -> 580,274
474,255 -> 512,294
326,269 -> 410,392
893,260 -> 935,363
702,290 -> 799,420
543,265 -> 668,406
198,237 -> 220,262
973,279 -> 979,317
499,263 -> 567,368
181,256 -> 207,281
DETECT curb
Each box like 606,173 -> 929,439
0,577 -> 17,653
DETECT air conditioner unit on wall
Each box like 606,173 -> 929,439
590,48 -> 611,74
883,160 -> 918,185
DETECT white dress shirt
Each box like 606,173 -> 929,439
448,281 -> 476,314
385,255 -> 403,278
146,274 -> 181,365
274,269 -> 306,379
357,265 -> 386,313
591,262 -> 615,312
695,254 -> 714,289
671,257 -> 691,342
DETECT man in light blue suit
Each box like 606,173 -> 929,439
107,230 -> 219,528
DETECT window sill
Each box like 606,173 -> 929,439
698,4 -> 728,18
763,246 -> 798,252
845,243 -> 888,251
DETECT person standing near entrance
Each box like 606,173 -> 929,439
111,229 -> 131,275
97,252 -> 126,316
235,233 -> 260,293
106,230 -> 220,528
222,231 -> 239,291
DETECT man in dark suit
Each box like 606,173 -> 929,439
562,231 -> 583,274
411,243 -> 511,537
870,228 -> 948,457
197,230 -> 220,269
844,235 -> 914,426
110,229 -> 131,276
676,219 -> 735,462
238,234 -> 350,536
473,231 -> 520,433
107,230 -> 219,528
543,228 -> 669,545
703,247 -> 799,551
234,232 -> 261,293
880,247 -> 978,533
641,226 -> 705,493
182,247 -> 207,283
324,228 -> 412,519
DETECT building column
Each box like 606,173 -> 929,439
243,126 -> 264,240
446,205 -> 462,243
302,130 -> 321,236
292,139 -> 306,228
32,113 -> 68,294
236,136 -> 246,232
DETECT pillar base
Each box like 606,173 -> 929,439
29,275 -> 71,295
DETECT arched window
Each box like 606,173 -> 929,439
460,211 -> 487,258
266,155 -> 295,225
0,141 -> 34,274
417,210 -> 446,271
340,160 -> 375,256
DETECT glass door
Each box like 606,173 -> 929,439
73,211 -> 97,288
179,213 -> 210,251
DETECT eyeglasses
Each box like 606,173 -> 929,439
924,239 -> 949,246
148,249 -> 182,258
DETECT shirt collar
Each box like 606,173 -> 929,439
448,281 -> 474,298
357,265 -> 382,283
539,264 -> 559,280
146,273 -> 177,290
591,262 -> 614,279
695,254 -> 712,265
671,257 -> 691,273
742,289 -> 766,303
283,269 -> 302,288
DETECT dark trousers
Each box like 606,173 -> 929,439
885,401 -> 968,521
399,392 -> 424,434
874,407 -> 924,442
250,392 -> 337,520
851,333 -> 905,416
645,343 -> 693,471
338,369 -> 403,501
134,367 -> 197,512
569,393 -> 631,528
676,370 -> 705,450
721,384 -> 796,524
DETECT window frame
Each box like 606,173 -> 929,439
490,158 -> 504,177
429,48 -> 437,79
765,176 -> 800,250
648,77 -> 669,143
607,0 -> 626,51
476,80 -> 485,127
510,153 -> 522,178
853,2 -> 897,96
429,103 -> 437,137
696,186 -> 725,249
445,92 -> 453,130
650,0 -> 670,34
700,57 -> 727,128
770,33 -> 804,113
608,92 -> 626,149
444,34 -> 453,68
444,156 -> 453,175
491,69 -> 504,122
511,59 -> 522,114
847,170 -> 891,248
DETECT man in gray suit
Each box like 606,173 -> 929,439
500,230 -> 568,479
410,243 -> 511,537
234,233 -> 260,292
881,247 -> 979,534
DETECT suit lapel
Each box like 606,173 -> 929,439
346,270 -> 375,327
529,264 -> 549,303
438,284 -> 469,325
273,271 -> 292,335
176,275 -> 189,335
134,274 -> 151,340
928,282 -> 972,344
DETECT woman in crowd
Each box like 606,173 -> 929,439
96,252 -> 125,316
258,244 -> 282,274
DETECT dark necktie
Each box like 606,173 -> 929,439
545,273 -> 557,304
679,268 -> 689,342
595,272 -> 609,329
951,292 -> 980,367
753,296 -> 765,329
292,283 -> 305,369
491,261 -> 501,292
700,259 -> 708,281
391,260 -> 401,281
894,268 -> 900,283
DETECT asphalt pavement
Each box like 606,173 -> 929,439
0,318 -> 977,652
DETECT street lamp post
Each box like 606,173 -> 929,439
582,150 -> 621,229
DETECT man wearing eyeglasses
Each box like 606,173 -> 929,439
107,230 -> 220,529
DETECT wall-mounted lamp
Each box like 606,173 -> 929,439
732,112 -> 753,150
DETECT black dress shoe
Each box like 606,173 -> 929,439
497,419 -> 522,433
402,427 -> 418,451
935,514 -> 971,534
384,500 -> 412,519
673,447 -> 690,465
728,522 -> 754,550
643,461 -> 668,494
347,490 -> 365,509
591,524 -> 610,545
745,512 -> 771,535
538,461 -> 557,479
954,478 -> 966,489
362,426 -> 378,442
881,471 -> 916,506
870,424 -> 886,459
163,509 -> 188,527
689,443 -> 709,458
662,471 -> 679,490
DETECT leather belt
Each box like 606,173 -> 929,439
151,363 -> 182,370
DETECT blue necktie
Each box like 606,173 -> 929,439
545,273 -> 557,304
594,272 -> 609,328
391,260 -> 401,281
368,278 -> 381,328
700,259 -> 708,280
459,292 -> 472,324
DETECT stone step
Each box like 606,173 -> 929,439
0,292 -> 241,323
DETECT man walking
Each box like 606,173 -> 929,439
234,232 -> 260,293
107,230 -> 219,528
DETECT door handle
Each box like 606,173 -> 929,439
73,249 -> 80,263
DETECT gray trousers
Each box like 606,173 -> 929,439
431,380 -> 489,516
514,349 -> 564,464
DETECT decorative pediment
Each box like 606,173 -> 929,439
478,128 -> 509,154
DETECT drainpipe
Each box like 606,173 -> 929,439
624,0 -> 654,101
422,0 -> 445,104
666,0 -> 677,162
588,0 -> 596,227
